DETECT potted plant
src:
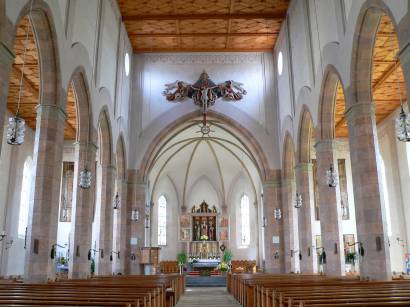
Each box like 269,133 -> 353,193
345,251 -> 357,272
217,262 -> 229,276
177,251 -> 188,274
222,249 -> 233,264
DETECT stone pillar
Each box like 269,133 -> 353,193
113,178 -> 127,274
125,170 -> 146,274
315,139 -> 344,276
345,102 -> 391,280
263,170 -> 284,273
24,104 -> 66,282
0,41 -> 14,154
96,164 -> 115,275
68,142 -> 97,278
295,163 -> 317,273
281,179 -> 298,273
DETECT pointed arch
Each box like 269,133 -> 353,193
116,134 -> 127,180
282,132 -> 296,180
317,66 -> 345,141
297,105 -> 315,164
97,108 -> 112,165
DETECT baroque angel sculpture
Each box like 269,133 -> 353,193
162,71 -> 247,108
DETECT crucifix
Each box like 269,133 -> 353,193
163,71 -> 247,135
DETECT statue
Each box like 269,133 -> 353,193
201,219 -> 208,237
209,220 -> 215,241
194,220 -> 200,241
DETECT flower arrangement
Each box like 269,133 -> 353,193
200,234 -> 208,241
217,262 -> 229,272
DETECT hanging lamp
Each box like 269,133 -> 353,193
326,164 -> 338,187
394,58 -> 410,141
294,192 -> 303,209
6,1 -> 34,145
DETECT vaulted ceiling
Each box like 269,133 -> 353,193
7,16 -> 77,140
117,0 -> 290,52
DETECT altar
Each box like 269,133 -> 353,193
179,201 -> 229,259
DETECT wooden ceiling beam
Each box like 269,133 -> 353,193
133,47 -> 273,53
10,66 -> 39,100
123,12 -> 286,21
129,32 -> 279,38
373,60 -> 400,92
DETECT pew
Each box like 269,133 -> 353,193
0,274 -> 185,307
228,273 -> 410,307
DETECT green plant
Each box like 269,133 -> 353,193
177,251 -> 188,265
218,262 -> 229,272
58,256 -> 67,265
345,252 -> 357,264
222,249 -> 233,263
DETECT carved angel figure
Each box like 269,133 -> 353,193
219,80 -> 247,100
162,80 -> 190,101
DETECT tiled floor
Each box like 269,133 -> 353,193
176,287 -> 241,307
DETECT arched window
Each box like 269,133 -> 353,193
240,194 -> 250,246
18,157 -> 32,238
158,195 -> 167,246
380,158 -> 392,237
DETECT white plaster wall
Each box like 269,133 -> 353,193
0,118 -> 35,276
228,174 -> 258,261
377,111 -> 410,273
151,176 -> 179,261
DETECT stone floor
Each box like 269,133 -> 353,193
176,287 -> 241,307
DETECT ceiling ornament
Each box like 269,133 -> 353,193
163,71 -> 246,135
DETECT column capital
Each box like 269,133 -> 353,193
0,41 -> 15,65
35,103 -> 67,120
344,102 -> 375,120
314,138 -> 336,151
295,162 -> 313,172
263,179 -> 281,188
74,141 -> 98,151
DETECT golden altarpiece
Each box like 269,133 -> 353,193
180,201 -> 229,258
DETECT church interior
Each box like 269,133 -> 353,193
0,0 -> 410,306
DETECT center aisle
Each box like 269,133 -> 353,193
176,287 -> 240,307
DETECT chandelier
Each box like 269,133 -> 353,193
395,104 -> 410,141
79,168 -> 92,189
113,192 -> 120,210
131,208 -> 140,222
274,208 -> 282,220
326,164 -> 338,187
6,2 -> 34,145
294,192 -> 302,209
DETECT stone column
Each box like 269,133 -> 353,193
295,163 -> 317,273
96,164 -> 115,275
263,170 -> 285,273
24,104 -> 66,282
0,41 -> 14,154
125,170 -> 146,274
315,139 -> 344,276
281,179 -> 298,273
345,102 -> 391,280
68,142 -> 97,278
113,178 -> 127,274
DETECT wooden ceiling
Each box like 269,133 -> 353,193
7,16 -> 77,140
117,0 -> 289,52
335,15 -> 407,138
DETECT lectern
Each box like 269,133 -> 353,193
140,247 -> 161,274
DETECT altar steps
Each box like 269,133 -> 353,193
187,270 -> 220,276
185,275 -> 227,287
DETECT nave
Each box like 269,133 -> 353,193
176,288 -> 240,307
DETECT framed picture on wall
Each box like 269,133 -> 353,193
180,229 -> 190,241
180,214 -> 190,228
220,216 -> 229,228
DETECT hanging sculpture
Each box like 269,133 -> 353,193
163,71 -> 246,135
